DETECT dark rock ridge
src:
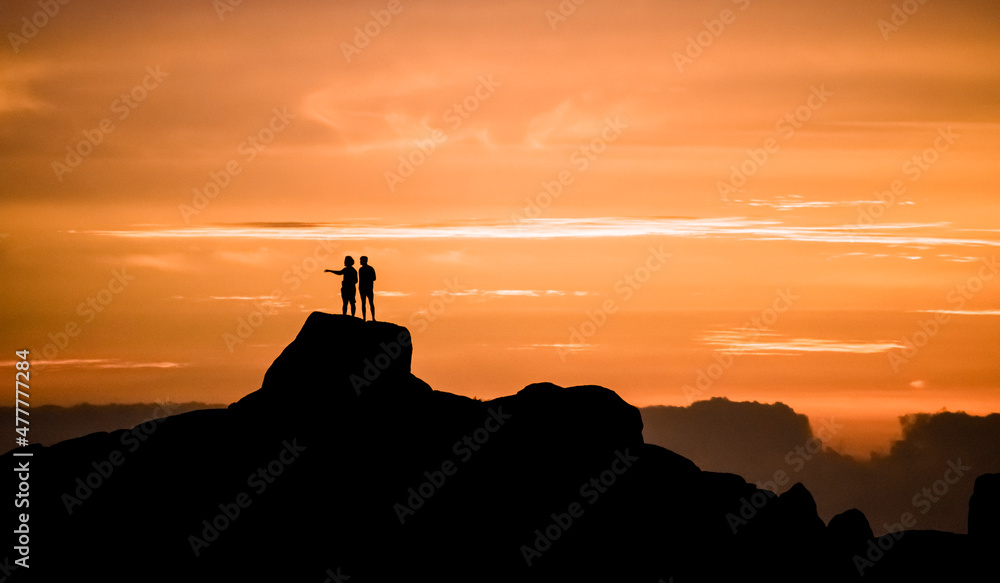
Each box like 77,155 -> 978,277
6,313 -> 994,582
969,473 -> 1000,540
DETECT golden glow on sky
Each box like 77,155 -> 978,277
2,0 -> 999,456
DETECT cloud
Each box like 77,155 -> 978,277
508,343 -> 599,352
427,288 -> 594,301
169,295 -> 293,308
641,399 -> 1000,536
119,253 -> 196,273
0,359 -> 187,370
211,249 -> 277,265
77,218 -> 1000,253
426,250 -> 475,264
700,329 -> 905,356
913,309 -> 1000,316
735,194 -> 914,212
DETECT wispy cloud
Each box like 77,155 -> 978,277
701,329 -> 904,356
169,295 -> 293,307
122,253 -> 194,272
913,309 -> 1000,316
508,343 -> 599,352
429,289 -> 593,299
1,359 -> 187,370
935,254 -> 982,263
733,195 -> 915,212
78,218 -> 1000,251
827,252 -> 924,261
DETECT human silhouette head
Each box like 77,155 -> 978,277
360,256 -> 368,266
344,255 -> 355,267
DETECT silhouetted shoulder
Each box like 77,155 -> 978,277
359,265 -> 375,284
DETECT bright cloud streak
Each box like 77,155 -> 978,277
702,330 -> 905,356
914,309 -> 1000,316
1,359 -> 187,370
76,219 -> 1000,250
738,196 -> 915,211
509,344 -> 599,352
430,289 -> 590,299
168,295 -> 294,307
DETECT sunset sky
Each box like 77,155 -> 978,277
2,0 -> 998,456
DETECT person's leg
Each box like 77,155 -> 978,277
349,299 -> 356,317
369,294 -> 375,321
361,290 -> 373,321
361,298 -> 367,321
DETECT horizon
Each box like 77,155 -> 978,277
3,0 -> 999,460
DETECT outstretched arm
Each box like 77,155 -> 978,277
326,269 -> 344,275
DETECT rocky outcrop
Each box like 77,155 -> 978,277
4,313 -> 994,582
969,472 -> 1000,541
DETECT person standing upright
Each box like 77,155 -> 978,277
358,256 -> 376,321
325,256 -> 358,317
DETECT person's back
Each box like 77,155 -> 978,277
359,265 -> 375,290
358,256 -> 376,321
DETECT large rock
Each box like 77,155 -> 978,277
3,313 -> 990,582
969,472 -> 1000,541
828,508 -> 874,548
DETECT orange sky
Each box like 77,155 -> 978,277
2,0 -> 999,456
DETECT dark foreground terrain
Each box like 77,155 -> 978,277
7,313 -> 997,582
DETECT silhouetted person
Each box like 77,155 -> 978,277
359,256 -> 376,321
325,256 -> 357,317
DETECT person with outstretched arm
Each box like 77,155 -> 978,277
325,256 -> 358,317
359,256 -> 376,321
